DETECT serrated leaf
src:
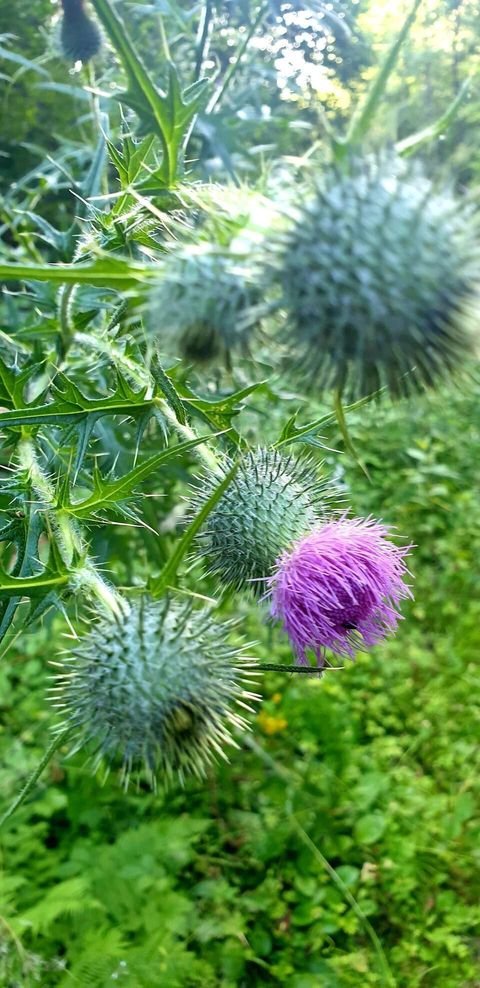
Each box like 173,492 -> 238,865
177,379 -> 268,442
0,570 -> 69,599
90,0 -> 208,184
17,211 -> 67,254
0,371 -> 151,428
65,434 -> 217,520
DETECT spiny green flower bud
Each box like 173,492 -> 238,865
196,449 -> 335,593
277,159 -> 480,398
50,596 -> 260,786
148,248 -> 262,365
60,0 -> 102,63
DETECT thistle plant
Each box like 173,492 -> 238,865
149,249 -> 263,366
275,159 -> 480,398
269,517 -> 413,666
50,596 -> 260,785
3,0 -> 476,818
60,0 -> 102,62
196,449 -> 337,593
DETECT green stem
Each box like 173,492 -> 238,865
150,461 -> 238,595
206,2 -> 269,113
290,813 -> 396,988
154,398 -> 222,476
158,15 -> 171,61
0,730 -> 70,830
194,0 -> 213,81
245,736 -> 396,988
340,0 -> 423,154
257,663 -> 325,675
58,284 -> 77,358
333,389 -> 371,481
15,439 -> 127,615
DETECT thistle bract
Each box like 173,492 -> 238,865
278,160 -> 480,397
50,596 -> 260,785
60,0 -> 102,62
149,249 -> 262,364
197,449 -> 335,593
269,516 -> 413,665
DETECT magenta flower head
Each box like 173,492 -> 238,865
269,516 -> 413,666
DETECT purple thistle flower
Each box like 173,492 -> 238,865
269,516 -> 413,666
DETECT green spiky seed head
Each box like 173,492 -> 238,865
197,449 -> 335,593
149,249 -> 262,365
50,597 -> 260,786
277,159 -> 480,398
60,0 -> 102,62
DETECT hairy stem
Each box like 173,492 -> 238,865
0,729 -> 70,830
16,439 -> 127,614
333,389 -> 371,481
154,398 -> 222,475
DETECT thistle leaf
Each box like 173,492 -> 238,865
90,0 -> 209,184
65,434 -> 218,520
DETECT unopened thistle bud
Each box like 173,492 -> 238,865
149,249 -> 262,365
196,449 -> 336,593
277,159 -> 480,398
60,0 -> 102,63
269,515 -> 413,665
50,596 -> 260,786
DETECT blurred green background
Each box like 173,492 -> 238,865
1,1 -> 480,985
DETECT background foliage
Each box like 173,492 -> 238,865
1,0 -> 480,985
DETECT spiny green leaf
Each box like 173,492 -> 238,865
0,570 -> 69,599
176,380 -> 269,442
0,371 -> 152,428
64,435 -> 217,519
91,0 -> 209,184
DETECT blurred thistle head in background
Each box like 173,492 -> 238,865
148,249 -> 264,367
60,0 -> 102,62
50,596 -> 260,786
196,449 -> 338,594
276,157 -> 480,399
269,515 -> 413,665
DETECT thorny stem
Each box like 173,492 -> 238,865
0,729 -> 70,831
154,398 -> 222,476
16,439 -> 126,616
83,338 -> 223,476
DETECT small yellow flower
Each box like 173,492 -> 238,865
257,711 -> 288,736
